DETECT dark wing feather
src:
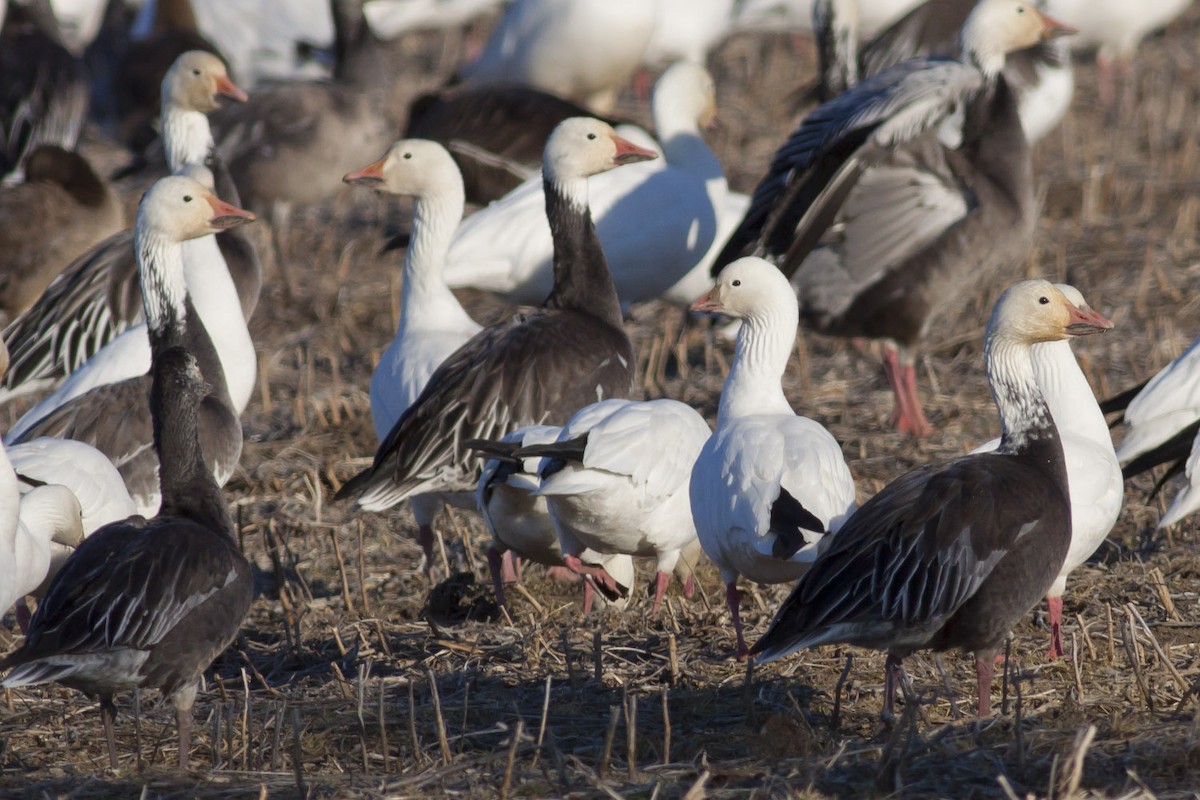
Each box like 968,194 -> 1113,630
769,486 -> 827,559
752,454 -> 1066,661
713,57 -> 979,274
1124,419 -> 1200,481
0,229 -> 141,401
1099,379 -> 1148,420
2,517 -> 244,667
337,310 -> 633,509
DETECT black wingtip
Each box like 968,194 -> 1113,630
333,469 -> 371,503
769,487 -> 827,560
1099,379 -> 1149,417
464,438 -> 520,462
1122,420 -> 1200,481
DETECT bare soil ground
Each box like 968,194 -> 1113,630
2,8 -> 1200,799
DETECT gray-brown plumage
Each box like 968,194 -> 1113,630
750,281 -> 1115,718
713,0 -> 1074,436
335,119 -> 655,570
0,146 -> 123,321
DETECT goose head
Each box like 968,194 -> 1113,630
162,51 -> 247,114
343,139 -> 461,197
543,117 -> 658,183
987,279 -> 1112,346
652,61 -> 717,131
18,485 -> 84,549
692,257 -> 798,324
961,0 -> 1076,75
137,175 -> 257,243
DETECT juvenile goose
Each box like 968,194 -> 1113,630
445,62 -> 737,310
335,118 -> 655,571
0,51 -> 253,404
750,280 -> 1113,718
342,140 -> 483,572
713,0 -> 1075,436
512,398 -> 711,614
4,176 -> 255,516
0,146 -> 123,320
689,258 -> 857,659
0,344 -> 254,770
971,284 -> 1121,658
473,425 -> 636,613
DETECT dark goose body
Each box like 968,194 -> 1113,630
335,119 -> 654,564
751,280 -> 1114,717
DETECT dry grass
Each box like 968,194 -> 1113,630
3,8 -> 1200,799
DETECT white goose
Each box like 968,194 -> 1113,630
445,61 -> 741,311
513,398 -> 711,615
972,284 -> 1121,658
456,0 -> 657,113
474,424 -> 636,613
342,139 -> 484,570
689,258 -> 857,659
1159,430 -> 1200,529
1,51 -> 257,423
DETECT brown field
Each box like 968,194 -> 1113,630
2,7 -> 1200,799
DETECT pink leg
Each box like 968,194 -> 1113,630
726,583 -> 749,661
650,571 -> 671,617
545,565 -> 582,584
486,546 -> 508,611
632,69 -> 653,103
500,551 -> 520,585
884,347 -> 932,436
1097,51 -> 1117,110
15,599 -> 32,633
562,554 -> 625,598
582,578 -> 596,615
682,574 -> 695,600
1046,595 -> 1065,659
900,361 -> 932,437
976,654 -> 995,717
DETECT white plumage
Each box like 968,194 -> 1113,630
531,398 -> 710,614
973,284 -> 1122,657
445,61 -> 744,311
689,257 -> 857,658
1115,336 -> 1200,466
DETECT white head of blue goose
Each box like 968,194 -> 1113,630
960,0 -> 1076,77
133,175 -> 256,348
159,51 -> 246,173
985,279 -> 1112,452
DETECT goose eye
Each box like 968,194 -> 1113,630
192,69 -> 201,76
1016,6 -> 1024,12
1038,296 -> 1049,304
404,152 -> 412,159
183,195 -> 193,202
587,133 -> 597,140
732,280 -> 741,287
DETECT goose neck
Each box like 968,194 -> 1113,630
400,188 -> 473,328
1031,340 -> 1110,442
659,130 -> 723,180
161,106 -> 214,172
961,29 -> 1008,80
542,174 -> 624,328
0,444 -> 17,551
137,228 -> 189,341
985,334 -> 1057,453
718,308 -> 797,424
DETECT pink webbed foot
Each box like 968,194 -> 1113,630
1046,595 -> 1065,660
562,555 -> 626,600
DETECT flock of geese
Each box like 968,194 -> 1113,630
0,0 -> 1197,774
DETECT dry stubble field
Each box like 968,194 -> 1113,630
2,8 -> 1200,799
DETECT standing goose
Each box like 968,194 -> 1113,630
4,176 -> 255,516
211,0 -> 394,268
0,342 -> 254,770
510,398 -> 710,613
0,51 -> 253,405
473,425 -> 636,613
335,118 -> 655,571
750,280 -> 1113,718
689,258 -> 858,659
971,284 -> 1121,658
445,62 -> 738,310
713,0 -> 1075,436
342,140 -> 483,572
0,0 -> 88,183
0,145 -> 123,320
